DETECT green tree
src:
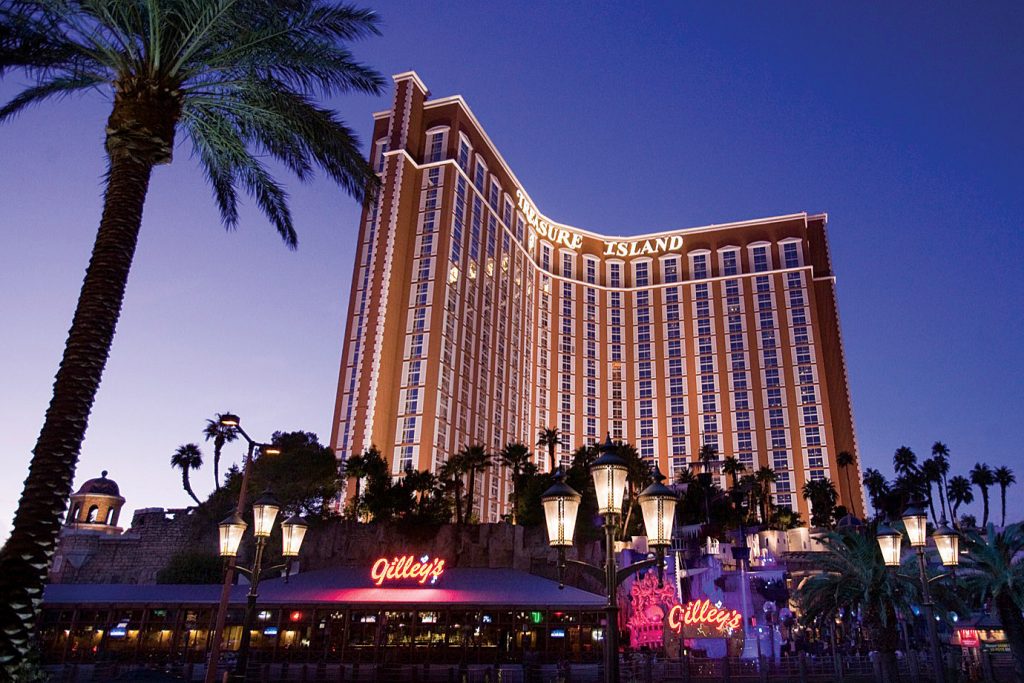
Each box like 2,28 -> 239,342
970,463 -> 996,527
921,456 -> 943,525
0,1 -> 383,665
947,475 -> 974,528
357,447 -> 393,521
862,468 -> 888,519
458,444 -> 492,524
801,478 -> 838,528
721,456 -> 746,491
202,411 -> 238,491
994,466 -> 1016,527
156,551 -> 223,584
342,450 -> 371,518
438,455 -> 467,525
836,451 -> 855,511
617,442 -> 653,540
754,466 -> 777,524
892,446 -> 918,478
960,523 -> 1024,680
536,427 -> 563,473
496,442 -> 534,524
170,443 -> 204,505
253,431 -> 342,519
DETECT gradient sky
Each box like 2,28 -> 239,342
2,2 -> 1022,539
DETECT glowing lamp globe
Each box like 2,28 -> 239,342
218,413 -> 241,428
251,489 -> 281,538
541,471 -> 582,547
902,502 -> 929,548
638,467 -> 677,548
261,444 -> 282,457
218,512 -> 247,558
280,514 -> 308,558
876,522 -> 903,567
590,434 -> 629,517
932,522 -> 960,567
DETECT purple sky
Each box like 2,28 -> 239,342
2,2 -> 1022,538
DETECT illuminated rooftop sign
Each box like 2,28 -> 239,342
370,554 -> 446,586
667,598 -> 742,638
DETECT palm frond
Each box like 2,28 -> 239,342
0,71 -> 105,121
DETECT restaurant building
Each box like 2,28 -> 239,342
330,71 -> 865,523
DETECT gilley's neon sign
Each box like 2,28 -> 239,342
370,554 -> 446,586
667,599 -> 743,635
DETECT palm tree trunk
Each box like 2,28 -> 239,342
213,444 -> 222,491
465,469 -> 476,523
0,154 -> 154,668
182,471 -> 201,505
1000,486 -> 1007,527
982,489 -> 990,526
927,488 -> 939,526
939,475 -> 950,522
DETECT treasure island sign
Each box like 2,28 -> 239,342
370,554 -> 446,586
667,599 -> 743,639
516,189 -> 685,257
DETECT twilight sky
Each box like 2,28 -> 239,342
2,2 -> 1022,539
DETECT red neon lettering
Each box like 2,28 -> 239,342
370,555 -> 446,586
667,599 -> 743,634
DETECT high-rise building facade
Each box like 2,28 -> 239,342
330,72 -> 865,523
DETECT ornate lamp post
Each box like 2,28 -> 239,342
205,414 -> 280,683
541,434 -> 676,683
218,489 -> 307,680
902,502 -> 945,683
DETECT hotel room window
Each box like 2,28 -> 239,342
457,135 -> 471,171
562,253 -> 574,279
691,252 -> 709,280
721,250 -> 739,276
489,178 -> 500,210
782,241 -> 802,269
541,244 -> 552,272
751,244 -> 771,272
634,261 -> 650,287
425,128 -> 448,163
609,262 -> 622,288
374,137 -> 389,173
663,257 -> 680,283
473,156 -> 487,191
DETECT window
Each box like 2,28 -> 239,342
374,138 -> 389,173
721,249 -> 739,276
691,252 -> 709,279
585,258 -> 598,284
457,135 -> 471,171
664,257 -> 680,283
634,261 -> 650,287
562,252 -> 574,279
782,241 -> 801,269
425,128 -> 448,163
473,156 -> 487,191
751,244 -> 771,272
609,263 -> 622,287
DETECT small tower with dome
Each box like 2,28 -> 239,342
66,471 -> 126,535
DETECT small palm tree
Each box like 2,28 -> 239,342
170,443 -> 204,505
439,454 -> 467,525
721,456 -> 746,490
862,468 -> 889,519
892,446 -> 918,478
496,442 -> 533,524
0,2 -> 383,664
342,451 -> 369,518
203,412 -> 238,491
947,475 -> 974,527
754,466 -> 777,524
836,451 -> 855,510
536,427 -> 562,473
920,456 -> 943,524
931,441 -> 952,521
459,445 -> 492,524
960,523 -> 1024,679
970,463 -> 996,526
994,466 -> 1016,527
801,478 -> 838,528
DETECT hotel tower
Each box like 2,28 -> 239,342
330,72 -> 865,524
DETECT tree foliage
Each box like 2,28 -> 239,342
156,551 -> 223,584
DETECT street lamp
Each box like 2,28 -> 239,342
876,521 -> 902,567
205,414 -> 280,683
220,489 -> 307,680
541,434 -> 677,683
932,520 -> 959,569
900,502 -> 945,683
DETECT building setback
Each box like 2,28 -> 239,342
330,72 -> 865,523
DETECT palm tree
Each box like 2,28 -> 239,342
170,443 -> 204,505
438,456 -> 466,525
960,523 -> 1024,679
836,451 -> 855,511
793,526 -> 919,683
862,468 -> 888,518
0,2 -> 383,664
342,450 -> 370,517
203,412 -> 238,491
920,456 -> 942,525
947,475 -> 974,527
536,427 -> 562,472
970,463 -> 996,526
931,441 -> 952,521
754,466 -> 777,524
801,478 -> 838,528
402,468 -> 437,516
459,445 -> 492,524
994,466 -> 1016,527
618,442 -> 653,540
721,456 -> 746,491
496,442 -> 534,524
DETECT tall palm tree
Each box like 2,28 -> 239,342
801,478 -> 838,528
170,443 -> 204,505
536,427 -> 562,473
458,445 -> 491,523
994,466 -> 1016,527
618,441 -> 653,540
0,1 -> 383,665
970,463 -> 996,526
836,451 -> 855,511
862,468 -> 888,519
947,475 -> 974,528
931,441 -> 952,521
721,456 -> 746,491
960,523 -> 1024,680
438,456 -> 466,525
202,411 -> 238,491
754,466 -> 777,524
342,450 -> 370,517
892,446 -> 918,478
496,442 -> 534,524
920,457 -> 942,525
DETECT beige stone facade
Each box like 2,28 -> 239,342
330,72 -> 865,524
